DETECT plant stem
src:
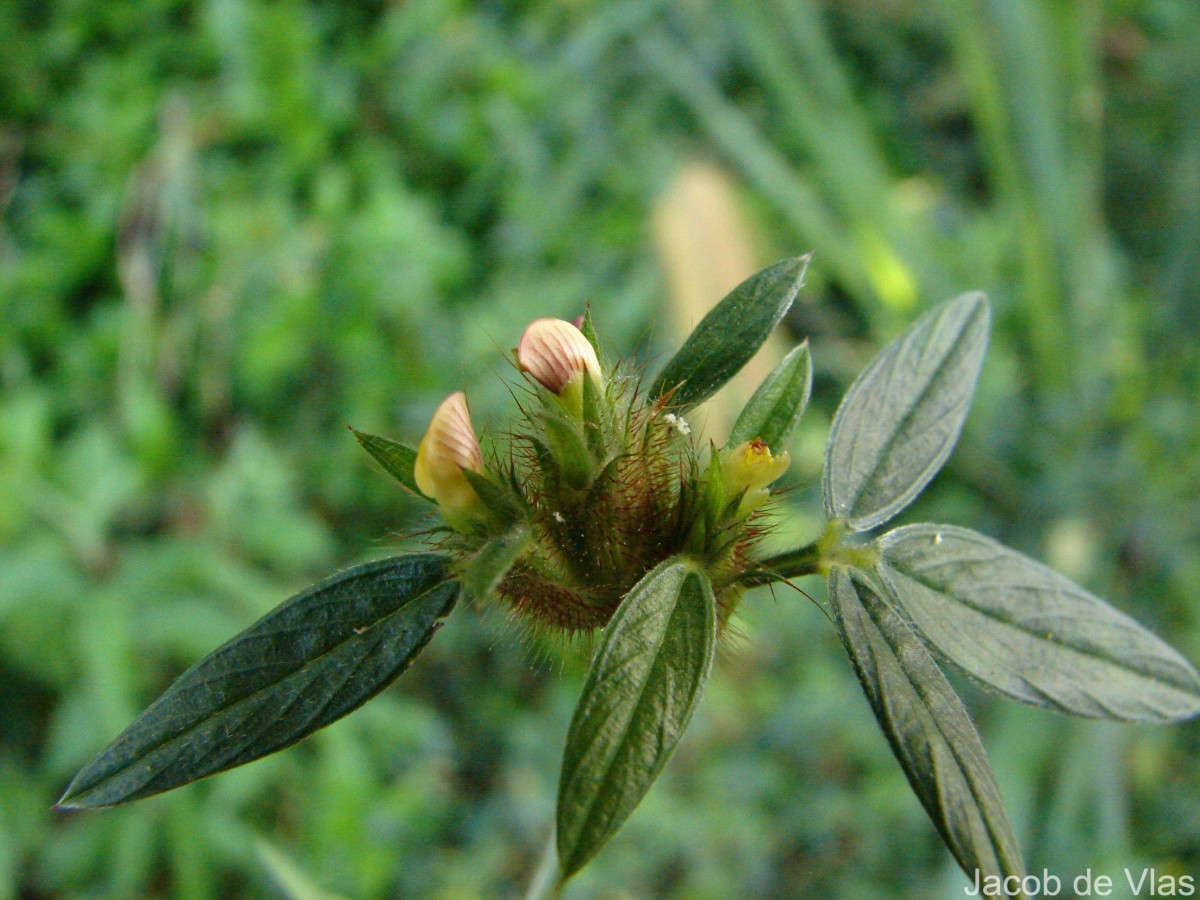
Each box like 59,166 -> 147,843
523,827 -> 561,900
741,540 -> 822,585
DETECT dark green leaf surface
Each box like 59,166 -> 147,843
823,292 -> 989,531
350,428 -> 424,497
727,340 -> 812,451
879,524 -> 1200,722
460,526 -> 531,602
828,567 -> 1026,893
59,555 -> 459,808
557,559 -> 716,879
649,255 -> 810,410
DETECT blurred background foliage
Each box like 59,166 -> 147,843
2,0 -> 1199,897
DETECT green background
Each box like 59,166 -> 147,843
2,1 -> 1198,897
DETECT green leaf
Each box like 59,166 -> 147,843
727,340 -> 812,452
823,292 -> 989,531
350,428 -> 425,498
879,524 -> 1200,722
557,559 -> 716,879
460,525 -> 531,602
59,555 -> 459,808
649,255 -> 810,410
828,567 -> 1026,893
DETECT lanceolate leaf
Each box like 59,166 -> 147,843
59,555 -> 459,808
828,567 -> 1026,893
557,559 -> 716,879
350,428 -> 425,498
728,340 -> 812,452
650,255 -> 811,411
879,524 -> 1200,722
823,292 -> 989,531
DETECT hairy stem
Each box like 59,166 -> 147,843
741,540 -> 822,585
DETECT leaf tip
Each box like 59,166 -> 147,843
54,780 -> 97,811
953,290 -> 991,328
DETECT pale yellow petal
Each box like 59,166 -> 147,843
516,318 -> 601,394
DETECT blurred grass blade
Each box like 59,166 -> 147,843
727,340 -> 812,452
649,255 -> 810,411
59,555 -> 458,808
828,567 -> 1026,892
823,292 -> 989,531
256,838 -> 347,900
557,559 -> 716,879
879,524 -> 1200,722
350,428 -> 425,498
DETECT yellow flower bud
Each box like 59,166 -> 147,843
721,438 -> 791,517
516,318 -> 602,395
414,392 -> 484,514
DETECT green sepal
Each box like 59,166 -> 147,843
59,555 -> 459,809
350,428 -> 426,498
542,412 -> 594,490
460,525 -> 532,602
460,468 -> 525,529
728,340 -> 812,452
581,369 -> 611,459
650,255 -> 810,411
579,305 -> 601,358
701,448 -> 726,538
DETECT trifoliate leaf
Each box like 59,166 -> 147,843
879,524 -> 1200,722
828,567 -> 1026,894
823,292 -> 988,531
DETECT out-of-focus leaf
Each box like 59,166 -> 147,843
879,524 -> 1200,722
727,340 -> 812,452
256,838 -> 347,900
828,567 -> 1026,893
823,293 -> 989,531
650,255 -> 810,411
557,559 -> 716,879
59,555 -> 458,808
350,429 -> 424,498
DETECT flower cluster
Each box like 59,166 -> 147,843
413,316 -> 789,633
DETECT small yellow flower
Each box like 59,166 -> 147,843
415,392 -> 485,515
721,438 -> 791,517
516,318 -> 602,407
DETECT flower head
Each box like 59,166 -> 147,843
721,438 -> 791,517
517,318 -> 602,395
414,392 -> 485,515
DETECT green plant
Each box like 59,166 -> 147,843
59,258 -> 1200,897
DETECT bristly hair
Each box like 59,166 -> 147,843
439,359 -> 788,640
